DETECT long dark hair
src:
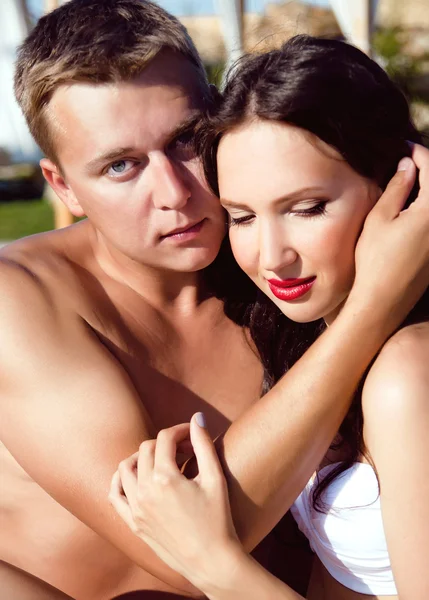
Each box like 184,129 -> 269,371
202,35 -> 429,511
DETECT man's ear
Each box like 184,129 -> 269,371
40,158 -> 86,217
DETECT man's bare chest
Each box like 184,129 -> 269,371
91,309 -> 264,436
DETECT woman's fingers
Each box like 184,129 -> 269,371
137,439 -> 156,482
190,413 -> 225,486
373,156 -> 416,219
116,451 -> 140,511
409,142 -> 429,206
153,423 -> 190,475
108,470 -> 134,529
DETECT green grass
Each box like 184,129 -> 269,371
0,199 -> 54,240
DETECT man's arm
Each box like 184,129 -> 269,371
186,150 -> 429,551
0,261 -> 198,593
0,561 -> 75,600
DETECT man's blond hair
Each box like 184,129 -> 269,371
14,0 -> 208,164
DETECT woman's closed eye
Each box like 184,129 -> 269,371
228,214 -> 255,227
292,200 -> 327,218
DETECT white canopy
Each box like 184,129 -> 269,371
216,0 -> 244,86
0,0 -> 41,163
216,0 -> 379,73
329,0 -> 379,54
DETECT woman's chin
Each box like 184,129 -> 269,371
274,300 -> 341,324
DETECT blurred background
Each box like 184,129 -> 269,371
1,0 -> 428,245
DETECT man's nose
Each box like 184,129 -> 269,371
151,153 -> 191,210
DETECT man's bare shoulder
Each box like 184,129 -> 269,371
0,222 -> 112,388
0,220 -> 93,297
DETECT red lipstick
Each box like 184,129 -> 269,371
267,277 -> 316,301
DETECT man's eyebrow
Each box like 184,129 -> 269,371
85,147 -> 136,172
221,187 -> 327,210
85,111 -> 204,172
167,110 -> 204,143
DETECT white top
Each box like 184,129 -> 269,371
291,462 -> 397,595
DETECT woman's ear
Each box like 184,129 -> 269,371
40,158 -> 86,217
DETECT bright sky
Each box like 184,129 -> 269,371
27,0 -> 329,20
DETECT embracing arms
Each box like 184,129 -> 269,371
1,148 -> 429,596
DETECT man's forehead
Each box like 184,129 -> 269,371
49,73 -> 203,165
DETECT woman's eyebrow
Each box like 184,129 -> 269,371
220,199 -> 252,211
221,187 -> 327,210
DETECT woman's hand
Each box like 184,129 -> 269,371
349,143 -> 429,330
109,413 -> 244,592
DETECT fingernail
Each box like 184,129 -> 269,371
397,157 -> 412,171
195,412 -> 207,428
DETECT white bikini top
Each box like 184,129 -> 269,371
291,462 -> 397,596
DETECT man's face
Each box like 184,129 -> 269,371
45,51 -> 226,272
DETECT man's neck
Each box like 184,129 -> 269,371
89,223 -> 212,317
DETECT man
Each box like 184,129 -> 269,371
1,1 -> 429,599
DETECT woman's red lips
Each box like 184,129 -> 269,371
267,276 -> 316,301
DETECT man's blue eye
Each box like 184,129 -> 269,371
111,161 -> 126,173
107,160 -> 136,177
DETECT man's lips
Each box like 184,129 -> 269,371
161,219 -> 205,239
267,276 -> 316,301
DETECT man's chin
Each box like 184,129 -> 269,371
157,247 -> 222,274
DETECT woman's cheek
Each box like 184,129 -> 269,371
319,215 -> 362,287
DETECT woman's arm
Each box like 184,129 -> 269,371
362,324 -> 429,600
110,416 -> 304,600
188,147 -> 429,551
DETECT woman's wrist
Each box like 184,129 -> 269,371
189,542 -> 249,599
200,549 -> 303,600
340,291 -> 399,346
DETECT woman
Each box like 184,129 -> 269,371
110,36 -> 429,599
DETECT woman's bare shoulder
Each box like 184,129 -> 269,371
362,322 -> 429,425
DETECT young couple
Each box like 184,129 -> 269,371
1,1 -> 428,599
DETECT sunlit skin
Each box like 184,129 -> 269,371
217,119 -> 381,325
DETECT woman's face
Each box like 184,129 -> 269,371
217,119 -> 380,324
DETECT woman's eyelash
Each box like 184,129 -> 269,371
294,201 -> 327,217
228,215 -> 254,227
228,202 -> 327,227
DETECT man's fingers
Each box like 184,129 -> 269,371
190,413 -> 224,485
373,157 -> 416,220
153,423 -> 190,475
